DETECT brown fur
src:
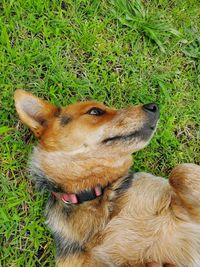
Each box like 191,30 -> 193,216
15,90 -> 200,267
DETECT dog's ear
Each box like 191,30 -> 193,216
14,89 -> 60,137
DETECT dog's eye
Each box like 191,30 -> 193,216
87,107 -> 105,116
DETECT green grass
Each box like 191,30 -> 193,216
0,0 -> 199,265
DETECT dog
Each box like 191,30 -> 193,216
15,89 -> 200,267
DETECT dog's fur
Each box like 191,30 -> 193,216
15,90 -> 200,267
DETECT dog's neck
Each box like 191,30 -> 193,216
31,146 -> 133,193
44,171 -> 135,260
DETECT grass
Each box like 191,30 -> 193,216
0,0 -> 199,265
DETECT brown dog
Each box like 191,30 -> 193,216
15,90 -> 200,267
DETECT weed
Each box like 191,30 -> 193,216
111,0 -> 180,52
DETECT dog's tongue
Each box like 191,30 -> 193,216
94,186 -> 102,196
70,194 -> 78,203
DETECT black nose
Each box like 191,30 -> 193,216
143,103 -> 159,113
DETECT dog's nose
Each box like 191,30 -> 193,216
142,103 -> 159,113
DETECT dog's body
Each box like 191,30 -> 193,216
15,90 -> 200,267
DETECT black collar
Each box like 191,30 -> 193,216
51,185 -> 104,204
31,166 -> 134,205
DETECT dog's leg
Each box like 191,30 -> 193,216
169,163 -> 200,221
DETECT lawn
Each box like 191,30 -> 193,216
0,0 -> 199,266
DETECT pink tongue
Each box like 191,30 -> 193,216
94,186 -> 102,196
69,194 -> 78,204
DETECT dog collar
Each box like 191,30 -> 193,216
51,185 -> 103,204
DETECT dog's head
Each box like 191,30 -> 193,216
15,90 -> 159,192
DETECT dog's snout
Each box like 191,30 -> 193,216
142,103 -> 159,114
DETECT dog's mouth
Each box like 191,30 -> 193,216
102,103 -> 159,145
102,117 -> 159,145
102,130 -> 143,144
102,125 -> 157,145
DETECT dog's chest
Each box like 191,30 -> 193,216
93,173 -> 200,266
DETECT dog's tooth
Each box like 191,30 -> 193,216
62,194 -> 70,203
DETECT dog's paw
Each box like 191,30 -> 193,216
169,163 -> 200,213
